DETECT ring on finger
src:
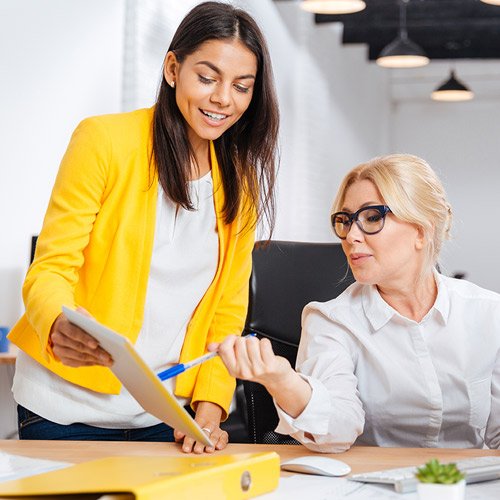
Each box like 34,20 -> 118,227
202,427 -> 212,435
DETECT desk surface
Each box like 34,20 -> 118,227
0,354 -> 16,365
1,440 -> 499,475
0,346 -> 18,365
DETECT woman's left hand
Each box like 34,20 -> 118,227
174,401 -> 228,454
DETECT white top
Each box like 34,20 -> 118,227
13,172 -> 218,428
275,273 -> 500,452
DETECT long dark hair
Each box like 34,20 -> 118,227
153,1 -> 279,233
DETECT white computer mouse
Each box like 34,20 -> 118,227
280,455 -> 352,477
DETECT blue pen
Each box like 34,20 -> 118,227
157,351 -> 218,381
157,333 -> 257,381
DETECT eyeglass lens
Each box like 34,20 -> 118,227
333,207 -> 387,239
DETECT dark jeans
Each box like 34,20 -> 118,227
17,405 -> 175,442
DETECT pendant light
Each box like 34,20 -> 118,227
300,0 -> 366,15
376,0 -> 429,68
431,70 -> 474,102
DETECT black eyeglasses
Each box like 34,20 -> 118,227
331,205 -> 392,240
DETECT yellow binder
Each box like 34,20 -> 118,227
0,452 -> 279,499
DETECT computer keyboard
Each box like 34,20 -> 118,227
349,455 -> 500,493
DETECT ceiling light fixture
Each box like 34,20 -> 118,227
300,0 -> 366,15
431,70 -> 474,102
376,0 -> 429,68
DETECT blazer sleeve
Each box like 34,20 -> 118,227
191,212 -> 256,419
22,118 -> 110,358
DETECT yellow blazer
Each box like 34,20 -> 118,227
9,107 -> 255,418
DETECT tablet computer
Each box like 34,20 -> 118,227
62,306 -> 213,447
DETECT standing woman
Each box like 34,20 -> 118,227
215,154 -> 500,452
8,1 -> 279,454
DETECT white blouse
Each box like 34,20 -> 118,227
13,172 -> 218,428
275,273 -> 500,452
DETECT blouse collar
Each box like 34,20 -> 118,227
362,270 -> 450,332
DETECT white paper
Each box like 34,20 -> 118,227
260,474 -> 500,499
259,475 -> 377,499
0,451 -> 70,483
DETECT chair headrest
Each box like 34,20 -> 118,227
245,241 -> 354,346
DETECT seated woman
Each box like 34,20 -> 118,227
212,154 -> 500,452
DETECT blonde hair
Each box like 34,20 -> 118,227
332,154 -> 452,276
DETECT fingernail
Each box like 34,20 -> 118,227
100,355 -> 112,366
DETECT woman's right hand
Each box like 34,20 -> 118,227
209,335 -> 294,390
49,307 -> 113,368
210,335 -> 313,419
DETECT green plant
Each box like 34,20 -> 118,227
415,459 -> 465,485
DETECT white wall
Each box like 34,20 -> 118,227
122,0 -> 201,110
0,0 -> 125,328
390,63 -> 500,291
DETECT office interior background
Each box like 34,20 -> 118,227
2,1 -> 500,336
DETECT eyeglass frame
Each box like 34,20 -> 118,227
331,205 -> 392,240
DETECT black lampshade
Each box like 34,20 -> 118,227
376,0 -> 429,68
431,70 -> 474,101
377,35 -> 429,68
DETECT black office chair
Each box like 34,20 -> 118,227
241,240 -> 354,445
30,235 -> 38,264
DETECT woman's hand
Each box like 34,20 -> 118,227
209,335 -> 294,391
211,335 -> 312,419
49,307 -> 113,367
175,401 -> 228,454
